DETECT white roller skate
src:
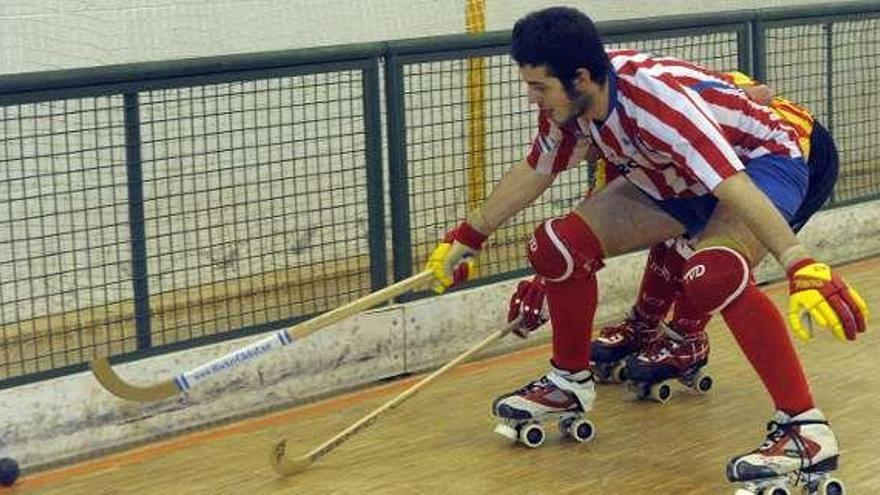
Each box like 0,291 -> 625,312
492,365 -> 596,448
590,308 -> 662,383
624,325 -> 712,404
728,409 -> 845,495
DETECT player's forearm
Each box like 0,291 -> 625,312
467,159 -> 556,235
713,172 -> 807,270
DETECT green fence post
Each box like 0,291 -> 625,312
384,50 -> 414,285
737,20 -> 754,75
751,19 -> 767,83
362,57 -> 388,291
123,92 -> 152,350
824,21 -> 836,205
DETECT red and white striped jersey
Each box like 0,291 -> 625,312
525,49 -> 803,200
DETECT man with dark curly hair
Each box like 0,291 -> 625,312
425,6 -> 865,493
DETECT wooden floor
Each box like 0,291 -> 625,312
8,257 -> 880,495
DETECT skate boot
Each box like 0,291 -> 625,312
492,365 -> 596,448
624,325 -> 713,404
590,309 -> 662,383
728,409 -> 845,495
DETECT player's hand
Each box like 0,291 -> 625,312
507,277 -> 549,338
743,84 -> 773,105
425,222 -> 487,294
787,259 -> 869,341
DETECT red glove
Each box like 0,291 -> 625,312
507,277 -> 549,338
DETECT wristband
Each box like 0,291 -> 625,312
455,221 -> 488,250
786,257 -> 815,279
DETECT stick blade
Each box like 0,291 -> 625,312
270,440 -> 311,476
89,357 -> 179,402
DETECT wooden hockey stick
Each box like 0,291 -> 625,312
270,319 -> 518,476
90,270 -> 435,402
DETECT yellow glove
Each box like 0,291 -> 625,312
787,259 -> 869,341
426,222 -> 487,294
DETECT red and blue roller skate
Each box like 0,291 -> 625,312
624,324 -> 713,404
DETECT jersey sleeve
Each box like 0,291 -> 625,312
526,111 -> 591,174
622,70 -> 746,191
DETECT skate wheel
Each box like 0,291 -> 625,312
627,381 -> 649,399
591,363 -> 611,383
648,382 -> 672,404
815,478 -> 845,495
518,422 -> 545,448
609,362 -> 627,383
759,486 -> 790,495
563,418 -> 595,443
695,373 -> 713,394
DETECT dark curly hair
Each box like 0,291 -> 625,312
511,7 -> 610,92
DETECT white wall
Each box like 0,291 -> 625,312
0,0 -> 851,74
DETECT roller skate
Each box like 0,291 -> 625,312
492,365 -> 596,448
624,325 -> 712,404
590,308 -> 662,383
728,409 -> 845,495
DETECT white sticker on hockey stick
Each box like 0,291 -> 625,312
175,329 -> 294,391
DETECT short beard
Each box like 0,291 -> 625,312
562,86 -> 594,123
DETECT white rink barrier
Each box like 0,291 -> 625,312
2,199 -> 879,470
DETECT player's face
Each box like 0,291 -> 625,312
520,65 -> 595,125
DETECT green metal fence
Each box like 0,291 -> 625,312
1,2 -> 879,388
0,46 -> 388,385
755,6 -> 880,205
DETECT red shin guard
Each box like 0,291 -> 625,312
636,241 -> 688,323
670,293 -> 712,336
547,274 -> 599,371
527,213 -> 604,371
722,283 -> 814,414
682,246 -> 813,414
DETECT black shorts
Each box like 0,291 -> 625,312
789,121 -> 839,232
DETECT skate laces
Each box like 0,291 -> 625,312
638,323 -> 679,358
510,375 -> 578,410
761,420 -> 790,450
759,419 -> 825,480
640,335 -> 671,359
640,325 -> 706,361
516,370 -> 592,403
601,311 -> 658,343
518,376 -> 555,395
635,320 -> 663,346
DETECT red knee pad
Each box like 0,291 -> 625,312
527,213 -> 604,282
681,246 -> 751,314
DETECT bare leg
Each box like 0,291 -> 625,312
574,178 -> 687,257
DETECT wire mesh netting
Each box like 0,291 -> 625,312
764,18 -> 880,204
0,97 -> 131,378
138,73 -> 373,350
0,70 -> 376,381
